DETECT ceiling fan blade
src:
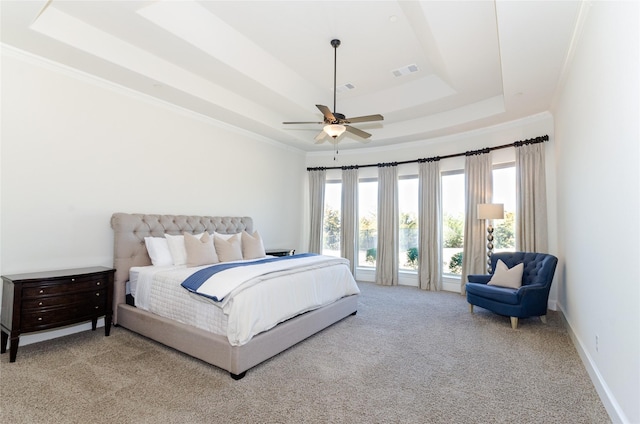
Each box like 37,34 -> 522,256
345,125 -> 371,139
316,104 -> 336,122
282,121 -> 324,124
345,114 -> 384,124
314,131 -> 328,143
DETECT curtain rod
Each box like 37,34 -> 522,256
307,134 -> 549,171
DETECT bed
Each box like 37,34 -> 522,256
110,213 -> 359,379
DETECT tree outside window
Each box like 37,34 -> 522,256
322,182 -> 341,257
492,166 -> 516,253
399,176 -> 419,270
442,172 -> 465,275
358,180 -> 377,267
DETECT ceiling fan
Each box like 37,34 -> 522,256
283,39 -> 384,144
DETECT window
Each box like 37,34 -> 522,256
322,181 -> 341,257
492,165 -> 516,252
398,176 -> 418,271
441,171 -> 465,275
440,165 -> 516,277
357,179 -> 378,267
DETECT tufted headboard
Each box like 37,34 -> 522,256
110,213 -> 253,321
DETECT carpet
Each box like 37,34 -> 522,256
0,282 -> 610,423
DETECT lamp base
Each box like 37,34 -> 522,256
486,226 -> 495,274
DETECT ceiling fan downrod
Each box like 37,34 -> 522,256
331,39 -> 340,115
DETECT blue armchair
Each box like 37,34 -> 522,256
466,252 -> 558,329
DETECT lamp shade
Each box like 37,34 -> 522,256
323,124 -> 346,139
477,203 -> 504,220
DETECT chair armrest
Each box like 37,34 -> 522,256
467,274 -> 491,284
516,284 -> 551,315
516,284 -> 549,300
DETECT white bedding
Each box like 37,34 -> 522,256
130,255 -> 359,346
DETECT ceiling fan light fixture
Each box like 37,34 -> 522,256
324,124 -> 346,139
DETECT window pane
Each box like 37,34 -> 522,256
358,180 -> 377,267
492,166 -> 516,252
322,182 -> 341,257
399,177 -> 418,271
442,172 -> 465,275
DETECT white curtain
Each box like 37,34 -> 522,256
516,142 -> 548,252
376,164 -> 398,286
418,159 -> 442,291
308,169 -> 326,254
340,167 -> 358,275
461,151 -> 493,293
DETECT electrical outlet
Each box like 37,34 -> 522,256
595,335 -> 599,352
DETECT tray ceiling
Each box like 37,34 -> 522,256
1,1 -> 582,151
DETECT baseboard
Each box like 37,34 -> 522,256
558,305 -> 627,423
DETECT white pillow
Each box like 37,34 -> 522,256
214,233 -> 243,262
487,259 -> 524,289
214,232 -> 242,243
144,237 -> 173,266
184,232 -> 218,267
165,233 -> 204,266
241,231 -> 266,260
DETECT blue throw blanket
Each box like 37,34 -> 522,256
181,253 -> 317,301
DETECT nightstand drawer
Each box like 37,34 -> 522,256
21,303 -> 106,330
22,277 -> 107,298
22,290 -> 106,310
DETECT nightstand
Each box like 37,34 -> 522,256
266,249 -> 296,257
1,266 -> 115,362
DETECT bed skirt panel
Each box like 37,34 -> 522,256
116,294 -> 358,375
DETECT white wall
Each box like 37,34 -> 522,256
305,113 -> 559,301
1,49 -> 306,343
552,2 -> 639,423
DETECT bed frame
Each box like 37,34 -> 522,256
110,213 -> 358,379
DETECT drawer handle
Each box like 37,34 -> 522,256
38,302 -> 43,306
95,293 -> 100,296
95,306 -> 99,309
71,278 -> 75,282
39,289 -> 44,294
96,282 -> 101,286
38,317 -> 43,321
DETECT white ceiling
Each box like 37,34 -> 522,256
1,1 -> 582,152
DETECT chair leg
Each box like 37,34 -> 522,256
540,315 -> 547,324
510,317 -> 518,329
469,303 -> 474,313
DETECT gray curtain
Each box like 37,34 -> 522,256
418,159 -> 442,291
516,142 -> 548,252
308,169 -> 326,254
375,164 -> 398,286
340,167 -> 358,275
461,151 -> 493,293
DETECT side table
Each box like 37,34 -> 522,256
1,266 -> 115,362
266,249 -> 296,257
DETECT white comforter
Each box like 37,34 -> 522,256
131,255 -> 359,346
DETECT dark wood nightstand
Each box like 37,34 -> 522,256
266,249 -> 295,257
1,266 -> 115,362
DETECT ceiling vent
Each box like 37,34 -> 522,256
392,64 -> 419,77
336,83 -> 356,93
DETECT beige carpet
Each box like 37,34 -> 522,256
0,282 -> 610,423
